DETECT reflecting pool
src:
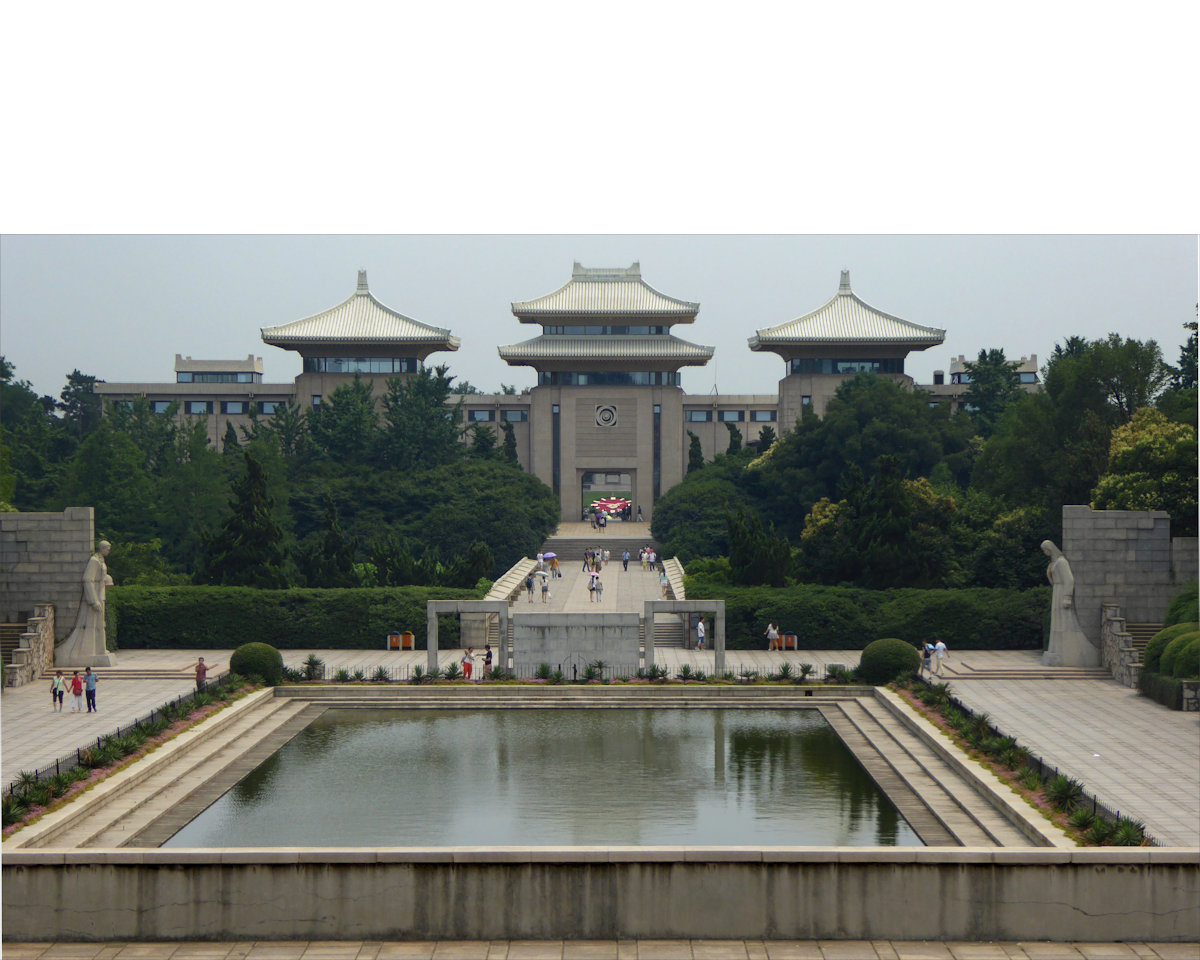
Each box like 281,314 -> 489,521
165,708 -> 920,847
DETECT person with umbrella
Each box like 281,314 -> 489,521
539,571 -> 550,603
543,551 -> 558,578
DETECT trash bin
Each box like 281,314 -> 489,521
401,631 -> 415,650
782,632 -> 798,650
387,632 -> 401,650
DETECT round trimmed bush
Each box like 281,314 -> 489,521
229,642 -> 284,685
1170,636 -> 1199,680
1159,632 -> 1199,677
858,638 -> 920,685
1165,584 -> 1199,627
1143,622 -> 1198,673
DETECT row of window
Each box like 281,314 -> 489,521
538,371 -> 682,386
541,325 -> 668,336
950,371 -> 1038,385
176,372 -> 261,383
467,409 -> 528,423
301,357 -> 419,374
140,400 -> 284,416
788,358 -> 905,376
684,409 -> 777,423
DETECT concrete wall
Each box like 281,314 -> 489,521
3,849 -> 1196,942
512,613 -> 641,676
0,508 -> 95,641
1062,505 -> 1196,644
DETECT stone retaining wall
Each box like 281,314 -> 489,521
1100,602 -> 1140,688
0,507 -> 95,642
5,603 -> 55,687
3,849 -> 1196,942
1062,505 -> 1196,645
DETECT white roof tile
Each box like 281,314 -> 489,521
498,335 -> 714,364
261,271 -> 460,349
749,271 -> 944,349
512,262 -> 699,319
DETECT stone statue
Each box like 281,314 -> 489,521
55,540 -> 116,668
1040,540 -> 1099,668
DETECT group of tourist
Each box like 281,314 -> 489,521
525,572 -> 552,603
582,548 -> 608,572
920,640 -> 950,676
50,668 -> 98,713
459,645 -> 493,681
535,553 -> 561,578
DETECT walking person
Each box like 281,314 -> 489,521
921,641 -> 934,678
588,578 -> 596,603
765,621 -> 780,651
525,573 -> 535,602
69,671 -> 84,712
461,648 -> 474,681
195,656 -> 207,693
84,666 -> 98,712
483,644 -> 493,679
933,639 -> 949,675
622,549 -> 630,572
541,577 -> 550,603
696,617 -> 706,651
595,577 -> 603,603
51,670 -> 66,712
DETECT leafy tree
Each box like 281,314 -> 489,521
687,430 -> 704,473
57,370 -> 103,440
726,509 -> 790,587
0,357 -> 51,430
263,400 -> 311,459
1170,320 -> 1197,390
108,397 -> 180,474
650,467 -> 753,562
295,496 -> 360,587
381,365 -> 464,470
154,419 -> 229,573
725,422 -> 742,453
1091,408 -> 1197,535
57,419 -> 158,542
500,420 -> 519,464
307,376 -> 380,463
963,349 -> 1022,437
755,425 -> 777,451
194,451 -> 290,588
222,421 -> 241,454
468,423 -> 496,458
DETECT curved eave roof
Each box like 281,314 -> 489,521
512,263 -> 699,320
498,335 -> 714,365
261,275 -> 460,351
748,274 -> 944,352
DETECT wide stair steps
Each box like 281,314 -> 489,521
944,663 -> 1111,681
1126,622 -> 1163,664
38,666 -> 197,681
1,623 -> 24,666
11,693 -> 316,849
538,536 -> 660,562
652,616 -> 687,648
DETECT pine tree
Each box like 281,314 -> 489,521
500,421 -> 519,464
687,431 -> 704,473
725,422 -> 742,453
194,451 -> 289,588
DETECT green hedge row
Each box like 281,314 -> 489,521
1137,669 -> 1184,710
107,585 -> 482,650
683,577 -> 1051,650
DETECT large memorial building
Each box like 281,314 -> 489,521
95,264 -> 1038,520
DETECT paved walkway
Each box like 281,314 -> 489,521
517,555 -> 664,613
1,941 -> 1195,959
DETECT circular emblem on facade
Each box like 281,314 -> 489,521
595,404 -> 618,428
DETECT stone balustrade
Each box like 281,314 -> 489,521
6,603 -> 55,687
1100,602 -> 1140,688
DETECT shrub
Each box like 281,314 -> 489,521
107,584 -> 480,650
1067,807 -> 1095,830
1046,774 -> 1084,811
1143,622 -> 1198,672
858,638 -> 920,685
1160,632 -> 1199,676
534,663 -> 552,681
1086,818 -> 1115,844
1138,669 -> 1183,710
371,665 -> 391,682
1171,636 -> 1199,679
1164,583 -> 1199,627
334,668 -> 351,682
442,662 -> 462,681
303,654 -> 325,681
1019,767 -> 1043,791
1110,816 -> 1146,846
229,642 -> 284,685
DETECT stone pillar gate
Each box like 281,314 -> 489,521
643,600 -> 726,673
425,600 -> 511,673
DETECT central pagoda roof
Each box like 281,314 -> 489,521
748,271 -> 945,353
499,334 -> 714,367
512,262 -> 700,321
262,271 -> 460,352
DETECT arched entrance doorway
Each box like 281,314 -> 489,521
580,470 -> 633,520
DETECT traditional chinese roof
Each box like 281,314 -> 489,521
748,271 -> 945,351
261,271 -> 460,351
499,334 -> 714,365
512,263 -> 700,321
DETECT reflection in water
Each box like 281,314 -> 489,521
165,709 -> 920,848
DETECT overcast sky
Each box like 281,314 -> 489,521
0,234 -> 1195,401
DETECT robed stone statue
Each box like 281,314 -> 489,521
56,540 -> 117,668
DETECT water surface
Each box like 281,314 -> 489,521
166,708 -> 920,847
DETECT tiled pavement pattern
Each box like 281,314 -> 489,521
1,942 -> 1197,959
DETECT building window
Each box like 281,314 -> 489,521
185,401 -> 213,416
177,372 -> 260,383
111,400 -> 132,410
789,358 -> 904,376
221,401 -> 246,415
538,371 -> 680,387
469,409 -> 494,422
801,396 -> 812,406
750,410 -> 777,422
151,400 -> 173,414
1020,372 -> 1038,384
501,409 -> 528,422
718,410 -> 744,422
543,324 -> 667,336
302,357 -> 417,374
311,396 -> 321,407
950,372 -> 971,385
257,401 -> 280,415
685,410 -> 713,422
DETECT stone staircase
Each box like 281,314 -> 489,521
1,622 -> 24,666
1126,623 -> 1163,664
944,662 -> 1112,681
537,535 -> 660,563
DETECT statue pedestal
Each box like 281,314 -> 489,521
1042,629 -> 1100,668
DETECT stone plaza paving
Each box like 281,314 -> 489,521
1,940 -> 1197,959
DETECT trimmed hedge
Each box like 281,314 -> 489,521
683,577 -> 1050,649
108,585 -> 481,650
1172,636 -> 1199,680
229,642 -> 284,684
1143,622 -> 1199,673
1161,632 -> 1199,677
1138,668 -> 1184,710
858,638 -> 920,684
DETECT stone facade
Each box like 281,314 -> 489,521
0,507 -> 96,642
1062,505 -> 1197,645
5,602 -> 55,687
1100,602 -> 1141,688
511,613 -> 641,677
